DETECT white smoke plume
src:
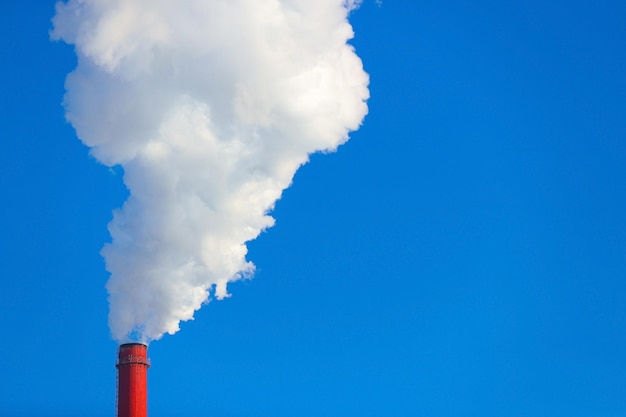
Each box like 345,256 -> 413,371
51,0 -> 369,343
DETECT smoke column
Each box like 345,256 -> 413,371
51,0 -> 369,343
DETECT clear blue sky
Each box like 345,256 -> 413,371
2,1 -> 626,416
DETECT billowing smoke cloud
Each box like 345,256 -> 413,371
51,0 -> 369,343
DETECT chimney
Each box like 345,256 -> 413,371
116,343 -> 150,417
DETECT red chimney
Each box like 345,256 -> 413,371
116,343 -> 150,417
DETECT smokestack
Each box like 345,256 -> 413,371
116,343 -> 150,417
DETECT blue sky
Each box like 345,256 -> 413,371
2,1 -> 626,416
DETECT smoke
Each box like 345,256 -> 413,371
51,0 -> 369,343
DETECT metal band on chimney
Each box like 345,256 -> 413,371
117,354 -> 151,367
